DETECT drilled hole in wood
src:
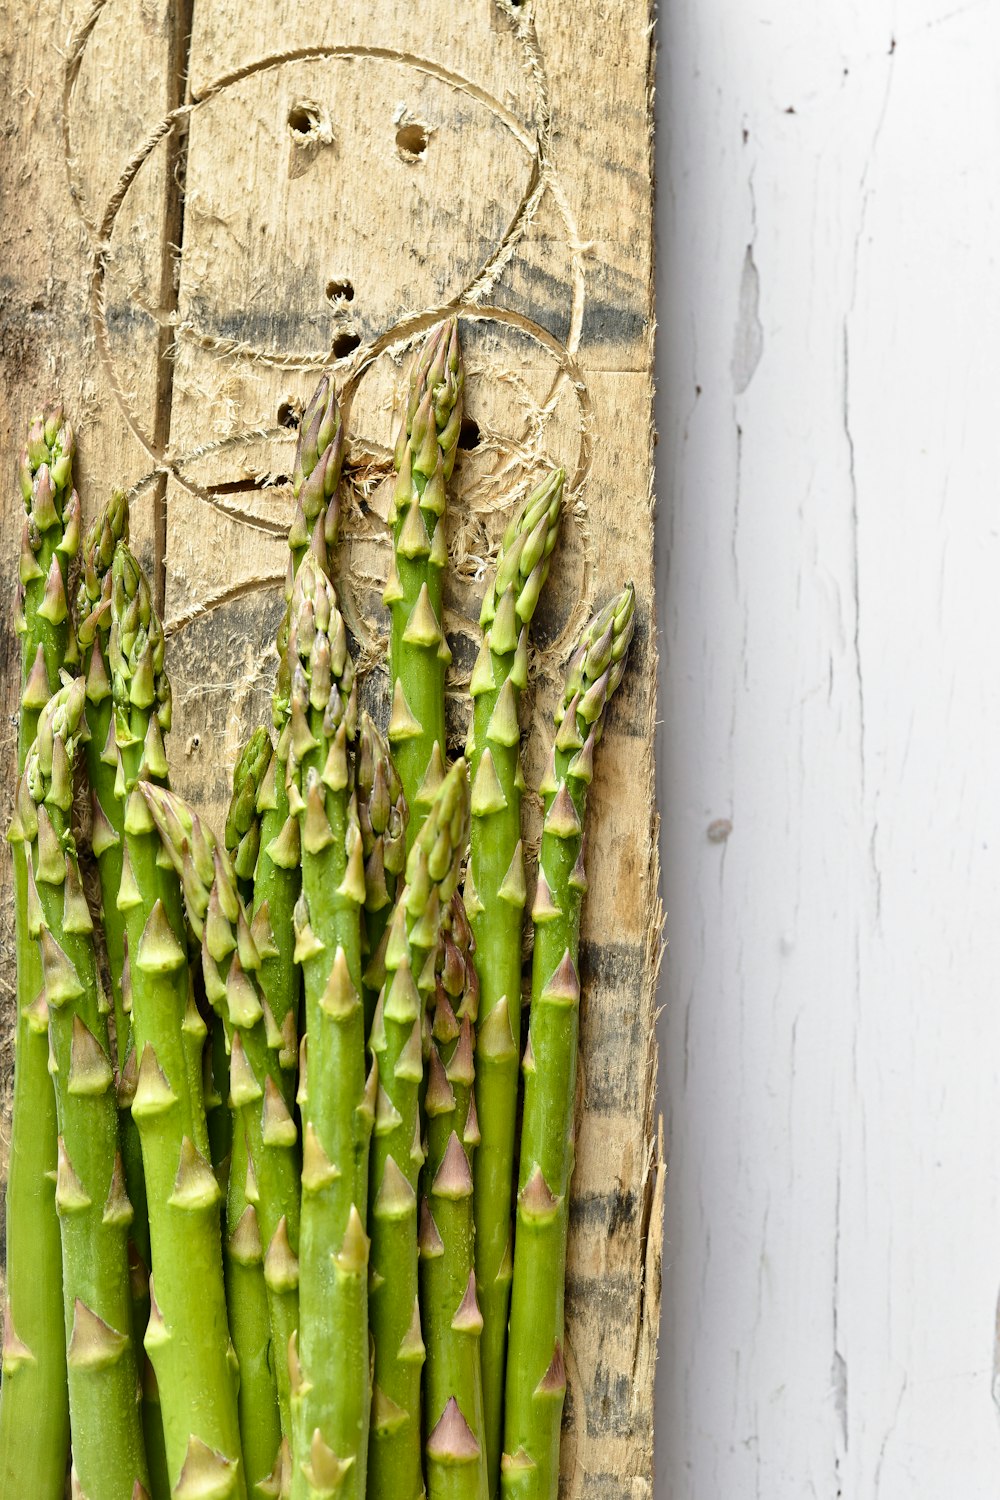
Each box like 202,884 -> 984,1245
458,416 -> 480,451
332,331 -> 361,360
288,102 -> 320,138
277,401 -> 301,429
326,279 -> 355,304
396,123 -> 429,160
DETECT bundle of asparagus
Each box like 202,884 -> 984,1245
1,324 -> 635,1500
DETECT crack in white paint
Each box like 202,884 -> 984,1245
732,244 -> 764,395
843,26 -> 897,801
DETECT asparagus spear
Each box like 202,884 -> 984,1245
257,370 -> 345,1114
357,711 -> 409,1033
0,405 -> 78,1495
276,552 -> 371,1500
79,498 -> 169,1497
386,320 -> 463,850
76,494 -> 154,1302
109,542 -> 246,1498
465,471 -> 563,1493
257,370 -> 346,1092
224,730 -> 284,1496
420,895 -> 488,1500
13,676 -> 149,1498
142,780 -> 301,1499
193,376 -> 343,1486
77,493 -> 132,1063
247,741 -> 304,1467
501,587 -> 636,1500
367,757 -> 470,1500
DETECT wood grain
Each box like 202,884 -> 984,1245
0,2 -> 660,1494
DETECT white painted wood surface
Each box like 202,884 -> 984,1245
655,4 -> 1000,1496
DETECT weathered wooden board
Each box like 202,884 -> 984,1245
0,1 -> 660,1494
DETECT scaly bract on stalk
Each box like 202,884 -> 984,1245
502,587 -> 636,1500
465,470 -> 563,1494
1,403 -> 78,1496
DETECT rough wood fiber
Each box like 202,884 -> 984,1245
0,2 -> 660,1495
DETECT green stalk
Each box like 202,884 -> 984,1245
76,494 -> 154,1352
109,543 -> 246,1498
0,405 -> 77,1496
421,896 -> 488,1500
501,588 -> 636,1500
279,554 -> 371,1500
367,759 -> 470,1500
465,472 -> 563,1495
142,782 -> 301,1500
14,677 -> 148,1498
224,730 -> 284,1496
385,320 -> 463,850
357,712 -> 409,1034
